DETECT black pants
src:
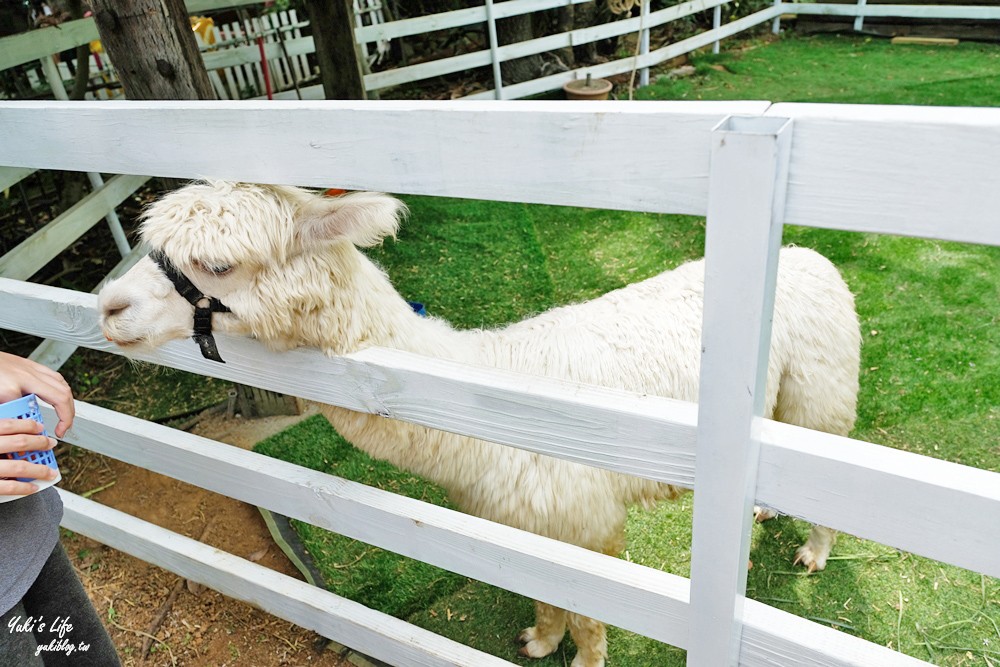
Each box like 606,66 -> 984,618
0,543 -> 120,666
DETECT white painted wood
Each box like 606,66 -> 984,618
0,18 -> 99,71
256,15 -> 286,91
288,9 -> 311,80
0,167 -> 34,192
783,2 -> 1000,20
0,1 -> 262,71
0,278 -> 699,487
236,20 -> 266,97
58,491 -> 516,667
741,598 -> 930,667
50,400 -> 693,649
244,17 -> 270,95
5,278 -> 1000,581
464,5 -> 780,101
257,83 -> 325,101
0,100 -> 769,215
352,0 -> 594,43
223,23 -> 251,98
756,420 -> 1000,579
195,30 -> 233,100
641,5 -> 783,71
688,116 -> 792,666
773,0 -> 782,33
0,174 -> 149,281
364,49 -> 492,91
640,0 -> 651,88
275,11 -> 304,85
484,0 -> 504,100
854,0 -> 868,31
84,172 -> 131,258
765,103 -> 1000,247
47,404 -> 938,665
362,0 -> 728,93
499,0 -> 728,69
713,5 -> 722,54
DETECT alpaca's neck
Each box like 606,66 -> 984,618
266,246 -> 478,361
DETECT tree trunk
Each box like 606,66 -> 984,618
66,0 -> 90,100
90,0 -> 215,100
574,1 -> 599,63
497,14 -> 542,85
554,6 -> 575,68
303,0 -> 367,99
90,0 -> 296,418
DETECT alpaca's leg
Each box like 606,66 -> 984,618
567,613 -> 607,667
773,346 -> 856,571
518,601 -> 566,659
793,524 -> 837,573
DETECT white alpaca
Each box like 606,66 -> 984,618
98,181 -> 861,667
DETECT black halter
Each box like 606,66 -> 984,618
149,250 -> 232,363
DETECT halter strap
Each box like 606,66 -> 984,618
149,250 -> 232,363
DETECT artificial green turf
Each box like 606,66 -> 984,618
253,32 -> 1000,666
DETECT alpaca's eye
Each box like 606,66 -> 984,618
194,259 -> 233,276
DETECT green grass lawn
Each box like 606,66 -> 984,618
254,33 -> 1000,666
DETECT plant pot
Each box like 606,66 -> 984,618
563,77 -> 613,101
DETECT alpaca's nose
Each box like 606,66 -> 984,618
101,297 -> 132,322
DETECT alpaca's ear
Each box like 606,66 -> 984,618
296,191 -> 406,248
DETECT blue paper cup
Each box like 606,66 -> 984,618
0,394 -> 61,501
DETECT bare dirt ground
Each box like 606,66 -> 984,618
57,408 -> 361,667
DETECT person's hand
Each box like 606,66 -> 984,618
0,418 -> 58,496
0,351 -> 74,438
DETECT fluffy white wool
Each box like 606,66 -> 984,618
102,181 -> 862,667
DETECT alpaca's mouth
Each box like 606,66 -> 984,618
104,333 -> 144,348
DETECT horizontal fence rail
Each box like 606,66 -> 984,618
1,101 -> 998,246
3,99 -> 999,666
0,100 -> 768,215
0,0 -> 260,72
2,278 -> 998,581
58,490 -> 514,667
5,0 -> 1000,102
786,2 -> 1000,20
45,400 -> 928,667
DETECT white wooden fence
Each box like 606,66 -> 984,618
1,100 -> 999,666
4,0 -> 1000,103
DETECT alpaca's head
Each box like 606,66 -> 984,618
98,181 -> 406,355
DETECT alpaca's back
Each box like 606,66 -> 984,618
482,246 -> 859,433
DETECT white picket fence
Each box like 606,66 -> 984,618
0,99 -> 998,666
4,0 -> 1000,103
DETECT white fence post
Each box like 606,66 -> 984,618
772,0 -> 782,34
854,0 -> 868,32
713,4 -> 722,53
484,0 -> 505,100
686,115 -> 792,666
640,0 -> 651,87
37,56 -> 132,259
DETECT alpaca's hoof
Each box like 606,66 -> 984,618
517,627 -> 560,659
754,505 -> 778,523
793,544 -> 827,573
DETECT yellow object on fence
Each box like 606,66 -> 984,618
191,16 -> 217,46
